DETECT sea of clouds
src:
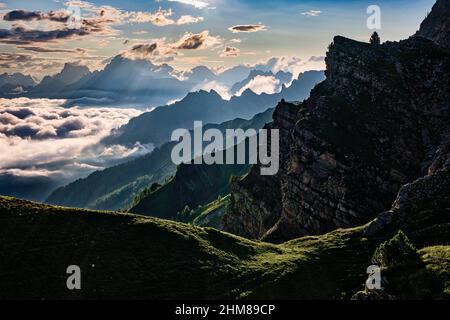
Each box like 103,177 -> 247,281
0,98 -> 151,182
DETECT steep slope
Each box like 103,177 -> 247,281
129,108 -> 275,219
1,171 -> 448,300
223,4 -> 450,243
192,195 -> 231,229
103,71 -> 325,148
46,142 -> 177,211
47,109 -> 274,211
416,0 -> 450,48
129,160 -> 249,220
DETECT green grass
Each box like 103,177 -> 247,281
192,195 -> 230,229
0,196 -> 374,300
1,196 -> 448,300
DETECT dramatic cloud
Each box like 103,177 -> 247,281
0,2 -> 124,45
237,75 -> 281,96
128,43 -> 158,56
121,38 -> 177,62
0,27 -> 88,45
123,29 -> 223,61
228,24 -> 267,33
221,46 -> 240,57
168,0 -> 210,9
301,10 -> 322,17
175,31 -> 222,50
0,98 -> 150,180
3,10 -> 71,23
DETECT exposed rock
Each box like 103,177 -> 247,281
365,167 -> 450,247
223,2 -> 450,243
416,0 -> 450,49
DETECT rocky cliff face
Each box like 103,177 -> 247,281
223,1 -> 450,243
416,0 -> 450,49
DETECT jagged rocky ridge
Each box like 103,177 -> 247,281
416,0 -> 450,49
223,1 -> 450,243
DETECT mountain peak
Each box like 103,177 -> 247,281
416,0 -> 450,48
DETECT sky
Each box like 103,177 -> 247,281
0,0 -> 437,79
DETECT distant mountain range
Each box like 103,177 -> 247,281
35,63 -> 91,92
0,69 -> 323,203
46,71 -> 324,212
46,108 -> 274,211
103,70 -> 325,147
230,69 -> 292,96
0,56 -> 310,108
0,72 -> 36,94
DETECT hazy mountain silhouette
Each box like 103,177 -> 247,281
34,63 -> 91,92
46,108 -> 274,211
0,72 -> 36,94
103,70 -> 325,147
230,70 -> 292,95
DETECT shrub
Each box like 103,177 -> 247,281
372,230 -> 419,268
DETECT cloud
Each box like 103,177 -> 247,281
168,0 -> 210,9
121,38 -> 177,62
0,52 -> 60,73
18,46 -> 86,53
249,56 -> 326,80
0,2 -> 124,45
236,75 -> 281,96
193,80 -> 231,100
123,30 -> 223,60
123,42 -> 160,59
220,46 -> 240,57
3,10 -> 71,23
301,10 -> 322,17
0,98 -> 149,180
129,8 -> 175,26
228,24 -> 267,33
308,55 -> 325,62
177,15 -> 204,25
0,26 -> 88,45
0,51 -> 106,80
175,31 -> 222,50
129,8 -> 203,26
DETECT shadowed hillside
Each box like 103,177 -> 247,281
1,183 -> 449,300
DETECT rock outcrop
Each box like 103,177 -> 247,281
416,0 -> 450,49
223,1 -> 450,243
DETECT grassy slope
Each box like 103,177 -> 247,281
0,196 -> 373,300
193,195 -> 230,229
47,108 -> 275,212
1,196 -> 448,300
